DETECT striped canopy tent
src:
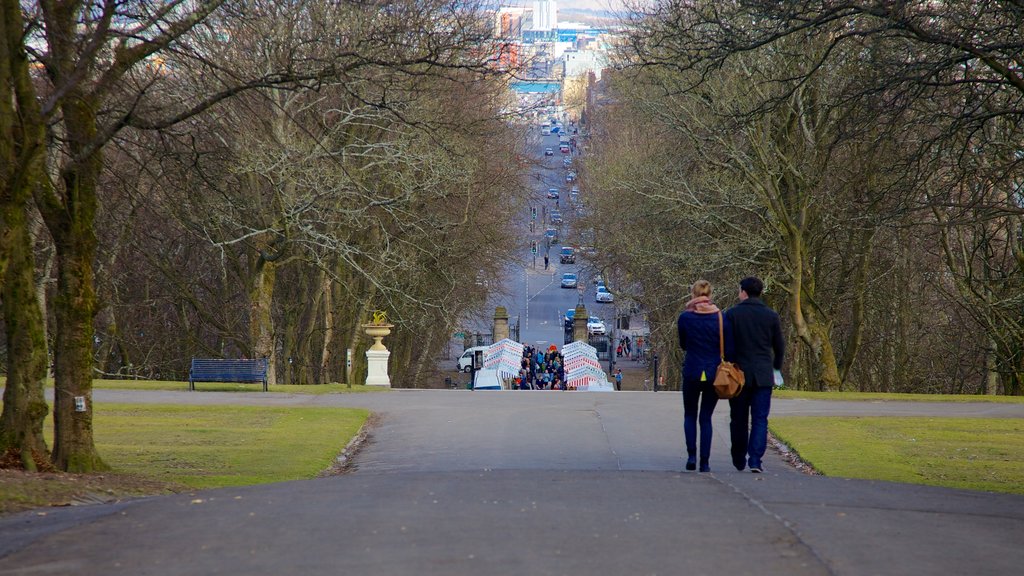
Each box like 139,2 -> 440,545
562,340 -> 596,358
483,338 -> 525,381
563,354 -> 601,372
562,340 -> 612,391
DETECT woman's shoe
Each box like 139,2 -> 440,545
685,456 -> 697,471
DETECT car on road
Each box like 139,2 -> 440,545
457,346 -> 489,372
564,308 -> 576,329
560,144 -> 570,154
559,246 -> 575,264
561,273 -> 578,289
546,188 -> 559,199
565,171 -> 576,182
550,211 -> 563,224
544,228 -> 559,242
544,147 -> 554,156
587,316 -> 606,335
596,286 -> 614,303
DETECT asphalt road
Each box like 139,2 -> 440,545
472,126 -> 614,351
1,389 -> 1022,575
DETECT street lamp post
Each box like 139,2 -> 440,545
652,353 -> 659,392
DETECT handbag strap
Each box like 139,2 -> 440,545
717,311 -> 724,361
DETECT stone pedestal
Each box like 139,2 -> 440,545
365,349 -> 392,387
363,323 -> 394,387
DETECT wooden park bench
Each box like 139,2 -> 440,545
189,358 -> 269,391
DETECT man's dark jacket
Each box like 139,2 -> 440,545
724,298 -> 784,388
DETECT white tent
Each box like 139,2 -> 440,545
483,338 -> 524,383
472,368 -> 504,391
562,339 -> 612,391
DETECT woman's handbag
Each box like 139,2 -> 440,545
713,312 -> 745,399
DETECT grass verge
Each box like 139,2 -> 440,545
0,376 -> 386,393
773,390 -> 1024,403
770,416 -> 1024,494
1,404 -> 368,515
93,380 -> 384,394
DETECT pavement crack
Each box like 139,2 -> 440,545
712,474 -> 839,576
591,401 -> 622,471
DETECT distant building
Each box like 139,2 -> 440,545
563,48 -> 606,80
531,0 -> 558,32
496,6 -> 527,38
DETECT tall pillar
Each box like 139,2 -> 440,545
573,304 -> 588,342
493,306 -> 510,342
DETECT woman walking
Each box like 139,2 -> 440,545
677,280 -> 733,472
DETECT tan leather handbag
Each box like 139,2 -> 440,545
713,312 -> 745,399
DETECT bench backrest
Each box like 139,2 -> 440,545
190,358 -> 268,382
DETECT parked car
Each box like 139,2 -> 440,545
544,147 -> 554,156
457,346 -> 489,373
564,308 -> 576,329
559,246 -> 575,264
546,188 -> 559,199
587,316 -> 606,335
560,273 -> 578,289
560,144 -> 570,154
550,211 -> 563,224
596,286 -> 614,303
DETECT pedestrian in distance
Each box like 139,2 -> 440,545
614,368 -> 623,391
544,254 -> 549,269
725,277 -> 785,473
677,280 -> 732,472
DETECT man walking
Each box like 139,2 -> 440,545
725,277 -> 784,473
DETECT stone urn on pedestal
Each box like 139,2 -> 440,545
363,311 -> 394,387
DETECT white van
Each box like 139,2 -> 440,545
457,346 -> 489,373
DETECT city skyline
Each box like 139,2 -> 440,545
501,0 -> 628,14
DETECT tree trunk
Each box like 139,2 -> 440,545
51,220 -> 109,472
249,258 -> 277,386
838,227 -> 874,385
319,273 -> 335,384
0,200 -> 51,470
786,226 -> 842,391
985,337 -> 1000,395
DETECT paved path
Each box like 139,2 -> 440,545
1,390 -> 1022,575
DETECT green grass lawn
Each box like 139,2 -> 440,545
770,416 -> 1024,494
91,379 -> 385,394
774,390 -> 1024,403
86,404 -> 369,488
0,403 -> 369,514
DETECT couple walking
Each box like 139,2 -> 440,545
676,277 -> 784,473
